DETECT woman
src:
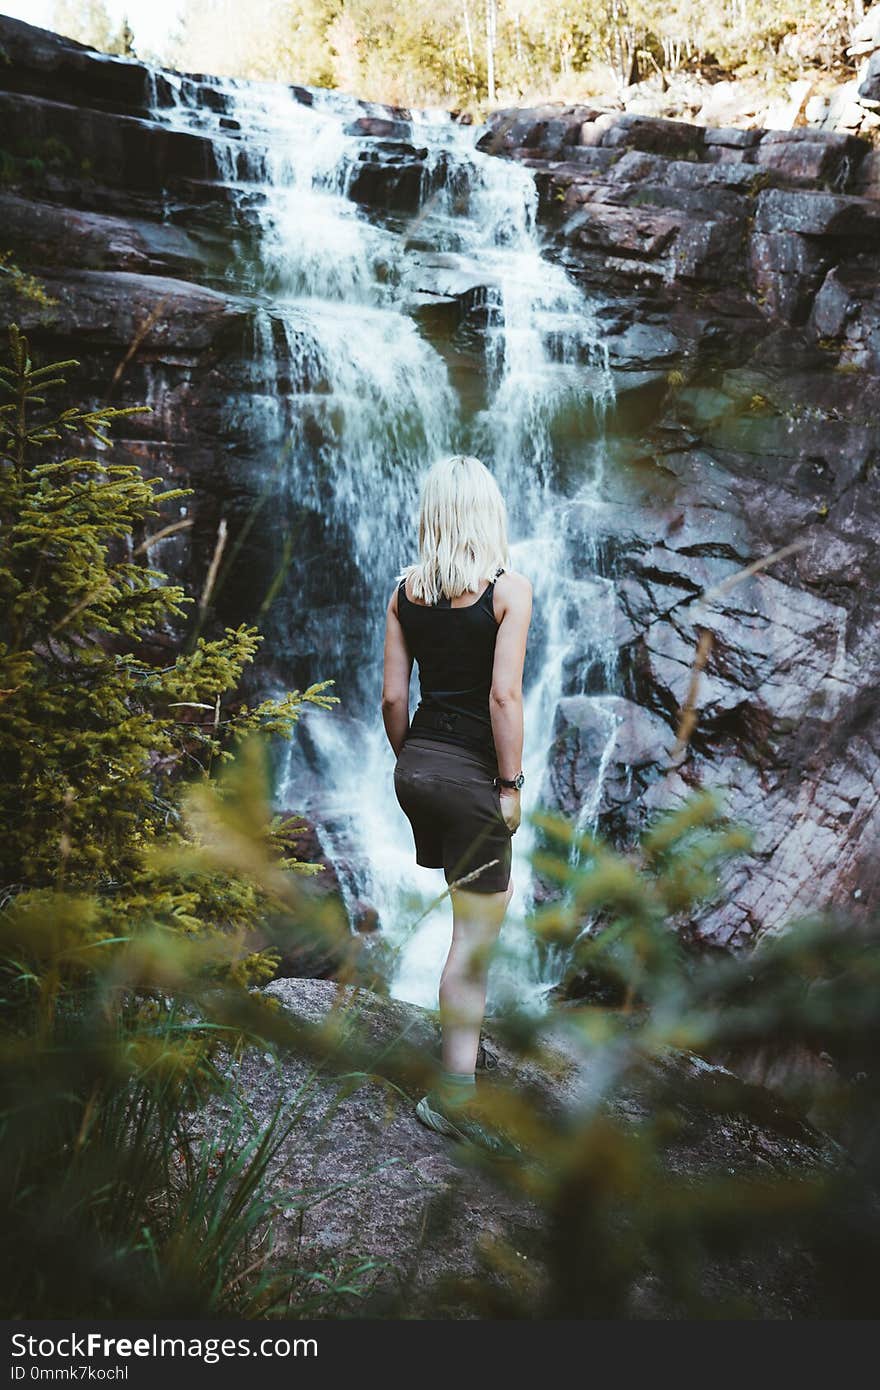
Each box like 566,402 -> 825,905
381,454 -> 533,1153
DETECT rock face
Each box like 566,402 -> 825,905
2,16 -> 878,957
217,979 -> 837,1317
477,106 -> 880,948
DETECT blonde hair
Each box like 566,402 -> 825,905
398,454 -> 510,606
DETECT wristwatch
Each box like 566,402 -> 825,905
494,771 -> 525,791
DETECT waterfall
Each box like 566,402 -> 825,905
147,73 -> 619,1010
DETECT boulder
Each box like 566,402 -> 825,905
754,130 -> 866,189
848,6 -> 880,58
858,50 -> 880,107
596,112 -> 707,158
753,187 -> 880,238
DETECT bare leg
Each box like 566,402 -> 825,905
439,880 -> 514,1076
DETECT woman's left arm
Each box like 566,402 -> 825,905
381,586 -> 413,756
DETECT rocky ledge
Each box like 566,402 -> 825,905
212,978 -> 841,1317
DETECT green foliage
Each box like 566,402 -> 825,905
0,325 -> 336,900
0,882 -> 375,1316
0,136 -> 73,187
0,252 -> 58,311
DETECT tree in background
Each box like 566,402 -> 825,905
50,0 -> 138,56
164,0 -> 872,111
51,0 -> 114,52
43,0 -> 873,109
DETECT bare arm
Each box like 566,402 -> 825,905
381,584 -> 413,756
489,572 -> 533,831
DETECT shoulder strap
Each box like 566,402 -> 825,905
478,570 -> 502,620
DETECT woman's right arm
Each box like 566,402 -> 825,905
381,585 -> 413,756
489,572 -> 533,832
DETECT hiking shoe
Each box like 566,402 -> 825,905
415,1092 -> 519,1159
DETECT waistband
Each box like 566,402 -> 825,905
401,736 -> 497,774
410,704 -> 493,744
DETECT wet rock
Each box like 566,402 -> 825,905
248,817 -> 356,980
352,900 -> 380,933
606,323 -> 680,369
541,694 -> 677,841
347,153 -> 427,212
858,51 -> 880,106
407,252 -> 497,316
344,115 -> 413,140
0,192 -> 213,279
0,14 -> 151,113
606,370 -> 671,432
7,268 -> 249,352
278,816 -> 344,898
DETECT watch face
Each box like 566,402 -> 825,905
496,773 -> 525,790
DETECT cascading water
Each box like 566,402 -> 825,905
147,72 -> 620,1010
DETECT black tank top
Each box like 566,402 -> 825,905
397,567 -> 504,760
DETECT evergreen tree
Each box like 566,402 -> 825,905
0,326 -> 339,966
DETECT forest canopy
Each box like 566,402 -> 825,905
50,0 -> 868,111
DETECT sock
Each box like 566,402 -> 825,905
433,1068 -> 476,1111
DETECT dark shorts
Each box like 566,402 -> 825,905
393,736 -> 513,894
